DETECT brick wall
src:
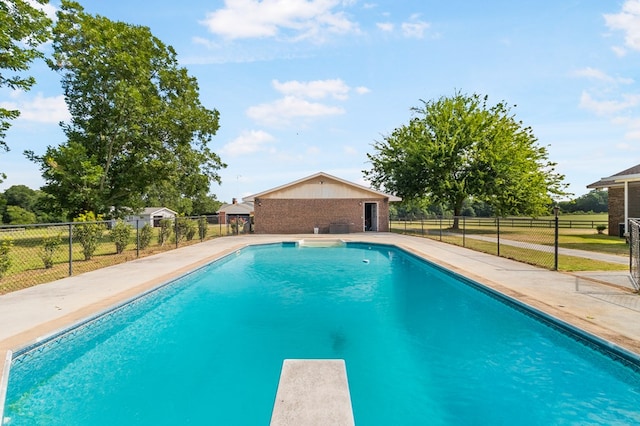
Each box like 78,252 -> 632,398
253,198 -> 390,234
608,184 -> 640,236
609,187 -> 624,236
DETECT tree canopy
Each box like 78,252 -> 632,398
365,92 -> 567,223
26,0 -> 226,219
558,190 -> 607,213
0,0 -> 52,166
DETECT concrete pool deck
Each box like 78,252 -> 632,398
1,232 -> 639,375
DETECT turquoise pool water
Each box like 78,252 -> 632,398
4,242 -> 640,425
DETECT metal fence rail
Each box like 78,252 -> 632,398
390,216 -> 563,270
0,214 -> 250,295
630,218 -> 640,290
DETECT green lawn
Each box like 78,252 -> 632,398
390,213 -> 629,272
0,223 -> 228,295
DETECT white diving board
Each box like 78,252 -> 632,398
270,359 -> 355,426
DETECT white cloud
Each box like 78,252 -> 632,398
612,116 -> 640,140
247,96 -> 345,126
604,0 -> 640,51
0,93 -> 69,123
26,0 -> 57,20
376,22 -> 394,32
573,67 -> 634,84
401,15 -> 430,39
221,130 -> 276,156
579,91 -> 640,115
343,145 -> 357,155
247,78 -> 369,126
192,36 -> 221,50
273,78 -> 351,100
612,45 -> 627,57
200,0 -> 359,42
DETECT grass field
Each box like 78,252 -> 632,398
0,222 -> 231,295
390,213 -> 629,272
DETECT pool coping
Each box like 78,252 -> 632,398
1,234 -> 639,421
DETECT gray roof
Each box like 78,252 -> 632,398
587,163 -> 640,189
139,207 -> 177,216
217,201 -> 254,215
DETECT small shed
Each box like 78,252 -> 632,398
125,207 -> 177,228
587,163 -> 640,236
217,199 -> 254,225
243,172 -> 401,234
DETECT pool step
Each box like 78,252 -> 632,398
270,359 -> 355,426
298,239 -> 346,248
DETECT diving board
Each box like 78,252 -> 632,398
270,359 -> 355,426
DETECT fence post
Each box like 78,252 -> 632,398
68,223 -> 73,276
136,219 -> 140,258
421,216 -> 424,236
439,216 -> 442,241
496,217 -> 500,257
554,207 -> 559,270
175,217 -> 179,248
462,216 -> 466,247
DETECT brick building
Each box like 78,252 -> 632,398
243,172 -> 401,234
587,163 -> 640,236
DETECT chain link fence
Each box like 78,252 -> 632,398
391,216 -> 573,270
630,218 -> 640,290
0,214 -> 252,295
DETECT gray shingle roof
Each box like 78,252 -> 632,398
587,163 -> 640,189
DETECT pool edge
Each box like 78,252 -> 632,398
0,349 -> 11,423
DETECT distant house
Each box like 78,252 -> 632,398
243,172 -> 401,234
125,207 -> 177,228
587,163 -> 640,236
217,199 -> 254,225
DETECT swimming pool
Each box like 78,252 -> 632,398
3,242 -> 640,424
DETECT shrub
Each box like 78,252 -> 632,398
40,233 -> 62,269
158,218 -> 173,246
110,220 -> 132,254
174,217 -> 197,243
0,239 -> 12,278
185,220 -> 197,241
73,211 -> 106,260
198,216 -> 208,240
139,223 -> 153,249
596,224 -> 607,234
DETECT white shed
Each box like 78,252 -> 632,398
125,207 -> 177,228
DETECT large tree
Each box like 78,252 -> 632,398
365,92 -> 567,226
27,0 -> 226,219
0,0 -> 52,171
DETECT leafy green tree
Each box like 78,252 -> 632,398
574,190 -> 608,213
27,0 -> 226,219
110,220 -> 132,254
558,190 -> 608,214
0,0 -> 52,167
142,181 -> 222,216
73,211 -> 105,260
4,185 -> 38,211
365,92 -> 567,228
4,205 -> 36,224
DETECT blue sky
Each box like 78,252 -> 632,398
1,0 -> 640,204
